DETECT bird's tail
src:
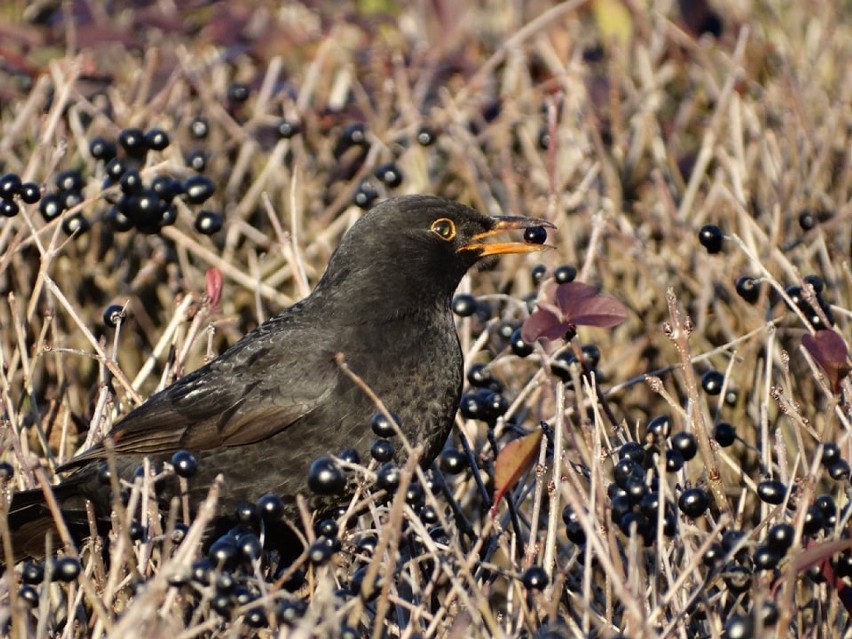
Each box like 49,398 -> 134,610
2,479 -> 91,563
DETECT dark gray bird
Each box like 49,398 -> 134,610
8,194 -> 553,557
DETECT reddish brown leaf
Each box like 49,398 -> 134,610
554,281 -> 599,306
491,430 -> 543,513
803,331 -> 850,392
556,282 -> 627,326
561,293 -> 629,328
521,306 -> 567,343
205,267 -> 223,309
522,281 -> 628,345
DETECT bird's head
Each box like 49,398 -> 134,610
315,195 -> 555,318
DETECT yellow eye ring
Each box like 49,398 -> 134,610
431,218 -> 456,241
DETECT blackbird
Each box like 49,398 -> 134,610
7,195 -> 553,557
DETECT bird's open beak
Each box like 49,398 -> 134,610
458,216 -> 556,257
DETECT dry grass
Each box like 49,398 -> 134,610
0,0 -> 850,637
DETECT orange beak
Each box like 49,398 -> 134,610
458,216 -> 556,257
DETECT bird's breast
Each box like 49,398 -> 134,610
337,311 -> 463,458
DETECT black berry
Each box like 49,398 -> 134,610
119,169 -> 144,194
227,82 -> 250,103
89,136 -> 117,161
524,226 -> 547,245
105,157 -> 128,180
531,264 -> 547,286
766,522 -> 794,551
308,540 -> 335,566
798,209 -> 816,230
105,206 -> 134,232
183,175 -> 216,204
18,182 -> 41,204
189,117 -> 209,139
0,199 -> 19,217
645,415 -> 672,443
257,494 -> 285,520
337,448 -> 361,465
234,502 -> 258,524
666,448 -> 685,472
510,328 -> 534,357
54,169 -> 84,192
701,370 -> 725,395
416,126 -> 437,146
62,213 -> 89,236
103,304 -> 126,328
353,182 -> 378,209
0,173 -> 22,198
735,275 -> 760,303
804,274 -> 825,294
307,457 -> 346,495
370,412 -> 398,438
376,463 -> 401,491
118,128 -> 148,158
315,518 -> 339,538
562,506 -> 586,544
554,264 -> 577,284
144,128 -> 170,151
678,487 -> 710,518
339,122 -> 367,149
52,556 -> 81,582
521,566 -> 549,591
828,459 -> 851,481
756,479 -> 787,505
618,442 -> 646,464
195,210 -> 224,235
374,162 -> 403,188
370,439 -> 394,462
151,175 -> 184,201
714,422 -> 736,447
171,450 -> 198,478
698,224 -> 723,253
452,294 -> 478,317
21,561 -> 44,585
0,461 -> 14,480
185,149 -> 208,172
17,585 -> 39,606
277,120 -> 301,139
440,448 -> 467,474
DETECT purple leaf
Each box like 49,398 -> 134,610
521,307 -> 569,343
555,281 -> 600,310
803,331 -> 850,393
521,280 -> 628,347
557,281 -> 628,328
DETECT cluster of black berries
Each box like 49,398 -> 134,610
0,173 -> 41,217
459,363 -> 510,425
301,412 -> 455,594
37,169 -> 92,235
305,411 -> 443,522
93,128 -> 221,235
2,125 -> 227,239
605,434 -> 689,546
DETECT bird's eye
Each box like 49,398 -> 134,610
430,218 -> 456,241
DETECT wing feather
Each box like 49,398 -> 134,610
60,313 -> 334,470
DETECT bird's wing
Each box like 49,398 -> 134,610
61,313 -> 334,468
